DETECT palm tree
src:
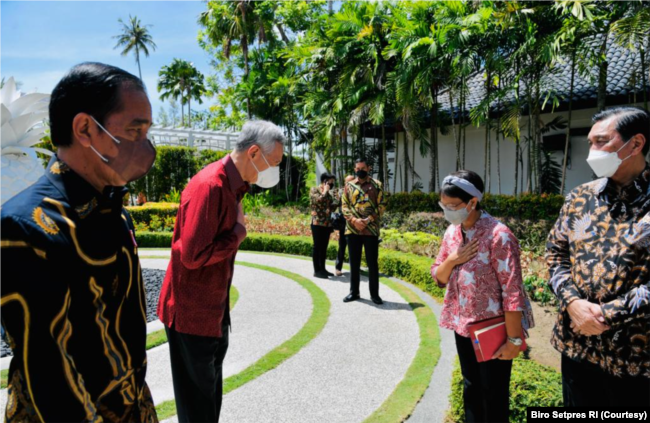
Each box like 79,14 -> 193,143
113,15 -> 157,80
391,1 -> 446,192
611,3 -> 650,110
199,1 -> 260,118
158,59 -> 206,127
158,60 -> 185,125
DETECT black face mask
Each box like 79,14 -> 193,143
356,170 -> 368,179
327,182 -> 334,189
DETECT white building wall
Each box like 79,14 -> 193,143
389,104 -> 646,195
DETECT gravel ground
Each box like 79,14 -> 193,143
143,268 -> 165,323
0,269 -> 166,358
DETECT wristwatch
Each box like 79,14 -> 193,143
508,336 -> 523,347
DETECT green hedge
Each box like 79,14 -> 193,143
447,356 -> 563,423
127,203 -> 179,232
136,232 -> 445,299
385,192 -> 564,221
129,147 -> 208,202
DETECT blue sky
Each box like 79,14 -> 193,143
1,1 -> 217,119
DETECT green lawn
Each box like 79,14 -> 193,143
0,369 -> 7,389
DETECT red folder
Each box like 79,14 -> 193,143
468,316 -> 527,362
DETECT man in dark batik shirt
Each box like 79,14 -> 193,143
546,106 -> 650,407
1,63 -> 158,422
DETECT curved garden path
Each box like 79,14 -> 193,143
142,258 -> 313,406
0,250 -> 456,422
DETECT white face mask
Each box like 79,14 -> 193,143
586,138 -> 633,178
251,151 -> 280,188
439,201 -> 473,226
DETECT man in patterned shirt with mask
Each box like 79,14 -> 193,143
342,158 -> 385,305
546,106 -> 650,407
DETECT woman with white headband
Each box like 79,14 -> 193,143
431,170 -> 534,423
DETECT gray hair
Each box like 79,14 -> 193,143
235,120 -> 286,154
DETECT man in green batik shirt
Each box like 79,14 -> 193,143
342,158 -> 385,305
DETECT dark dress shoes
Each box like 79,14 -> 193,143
343,293 -> 360,303
371,296 -> 383,305
313,271 -> 329,279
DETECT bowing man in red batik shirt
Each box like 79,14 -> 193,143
157,120 -> 285,423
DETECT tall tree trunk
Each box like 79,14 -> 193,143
411,130 -> 416,188
497,73 -> 502,194
561,47 -> 577,195
285,125 -> 292,201
382,123 -> 388,188
393,130 -> 399,193
458,83 -> 467,169
496,117 -> 501,195
241,36 -> 252,119
187,88 -> 191,129
514,138 -> 519,196
526,82 -> 534,193
534,80 -> 543,194
448,89 -> 460,170
136,45 -> 143,81
342,127 -> 348,176
641,47 -> 648,110
429,89 -> 438,192
297,136 -> 305,202
330,127 -> 337,179
180,99 -> 185,127
276,23 -> 290,44
597,34 -> 608,111
403,129 -> 409,192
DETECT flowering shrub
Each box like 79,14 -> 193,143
245,206 -> 312,237
383,211 -> 553,255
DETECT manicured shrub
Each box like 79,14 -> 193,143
447,356 -> 562,423
385,192 -> 564,221
128,203 -> 179,232
136,232 -> 174,248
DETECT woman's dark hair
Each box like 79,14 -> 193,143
592,106 -> 649,155
320,172 -> 335,183
441,170 -> 484,209
49,62 -> 146,147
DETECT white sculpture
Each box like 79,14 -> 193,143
1,77 -> 53,205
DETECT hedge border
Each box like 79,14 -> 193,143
385,192 -> 564,221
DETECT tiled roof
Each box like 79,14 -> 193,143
437,34 -> 650,116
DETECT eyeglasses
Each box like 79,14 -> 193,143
438,201 -> 466,212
